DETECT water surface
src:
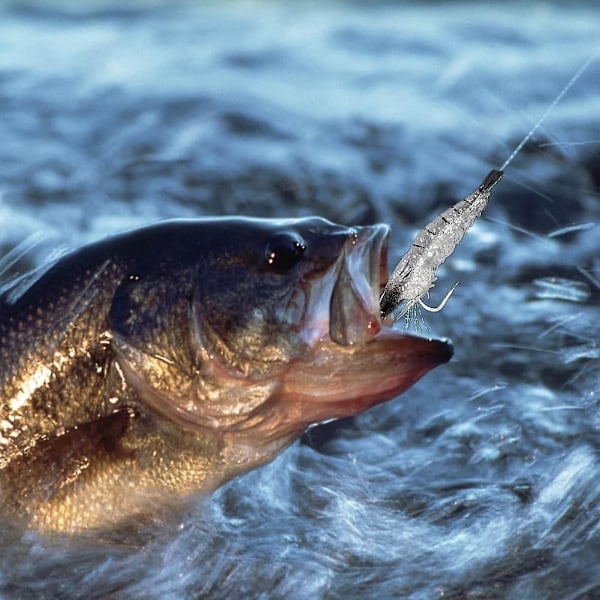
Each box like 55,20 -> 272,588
1,1 -> 600,598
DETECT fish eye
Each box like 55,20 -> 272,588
265,231 -> 306,272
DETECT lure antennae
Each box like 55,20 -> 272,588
500,49 -> 599,171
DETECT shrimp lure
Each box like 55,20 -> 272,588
380,50 -> 597,330
380,169 -> 503,329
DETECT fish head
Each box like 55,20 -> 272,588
109,217 -> 452,463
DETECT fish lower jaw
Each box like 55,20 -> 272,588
277,333 -> 453,426
278,379 -> 412,427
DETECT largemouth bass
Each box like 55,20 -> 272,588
0,217 -> 452,533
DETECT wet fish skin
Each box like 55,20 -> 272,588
0,217 -> 452,532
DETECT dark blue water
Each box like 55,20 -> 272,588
1,1 -> 600,598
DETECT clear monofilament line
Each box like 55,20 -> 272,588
500,49 -> 599,171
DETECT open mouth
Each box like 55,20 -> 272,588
329,224 -> 390,345
297,223 -> 392,348
279,223 -> 453,424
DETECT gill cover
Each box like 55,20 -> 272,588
107,218 -> 350,431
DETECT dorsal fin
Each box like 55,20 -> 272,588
0,234 -> 67,306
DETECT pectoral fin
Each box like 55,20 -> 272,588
0,410 -> 132,526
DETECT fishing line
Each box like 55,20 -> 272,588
500,49 -> 599,171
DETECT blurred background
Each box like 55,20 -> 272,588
1,1 -> 600,598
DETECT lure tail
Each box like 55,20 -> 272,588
481,169 -> 503,192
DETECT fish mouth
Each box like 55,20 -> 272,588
278,224 -> 453,426
329,224 -> 389,345
292,224 -> 390,349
